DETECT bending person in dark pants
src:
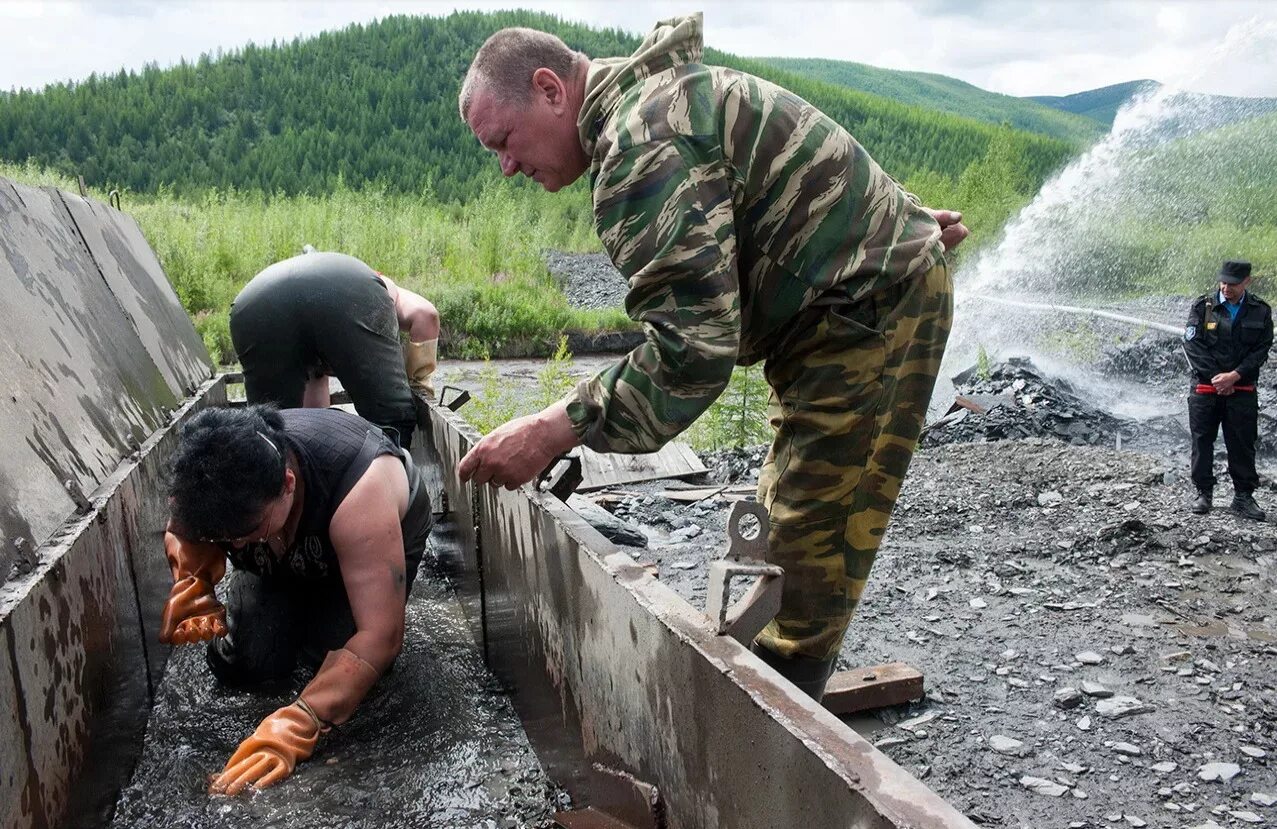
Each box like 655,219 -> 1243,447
1183,259 -> 1272,521
230,250 -> 439,449
159,404 -> 434,794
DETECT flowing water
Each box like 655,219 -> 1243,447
943,17 -> 1277,418
109,559 -> 560,829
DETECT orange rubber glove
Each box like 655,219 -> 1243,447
209,648 -> 380,795
209,702 -> 321,796
158,530 -> 228,645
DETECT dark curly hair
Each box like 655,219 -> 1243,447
169,404 -> 288,541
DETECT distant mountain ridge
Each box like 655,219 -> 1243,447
1028,80 -> 1159,125
762,57 -> 1104,143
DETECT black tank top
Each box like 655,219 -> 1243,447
226,408 -> 398,580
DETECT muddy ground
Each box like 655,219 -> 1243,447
111,564 -> 562,829
479,252 -> 1277,828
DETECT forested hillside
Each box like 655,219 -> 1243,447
763,57 -> 1102,143
0,10 -> 1076,201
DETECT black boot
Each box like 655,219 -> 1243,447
1230,492 -> 1266,522
750,641 -> 837,701
1190,490 -> 1212,515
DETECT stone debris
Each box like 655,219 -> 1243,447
1250,792 -> 1277,807
1239,745 -> 1267,759
1095,696 -> 1154,718
990,735 -> 1030,757
1230,811 -> 1264,824
1021,776 -> 1070,797
1054,687 -> 1084,709
1151,762 -> 1178,773
1075,651 -> 1105,665
969,597 -> 988,609
1112,742 -> 1142,756
1197,762 -> 1242,782
1076,716 -> 1092,731
1080,680 -> 1113,697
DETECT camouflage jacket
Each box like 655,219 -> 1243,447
564,13 -> 943,453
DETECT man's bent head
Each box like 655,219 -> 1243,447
460,27 -> 590,192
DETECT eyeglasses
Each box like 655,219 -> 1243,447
203,496 -> 287,547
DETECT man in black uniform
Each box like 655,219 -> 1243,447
230,250 -> 439,449
1183,260 -> 1272,521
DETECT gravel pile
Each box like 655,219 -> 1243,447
588,439 -> 1276,829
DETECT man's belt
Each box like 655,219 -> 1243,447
1195,383 -> 1256,394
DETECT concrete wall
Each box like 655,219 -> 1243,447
0,176 -> 215,829
0,178 -> 210,586
426,404 -> 977,829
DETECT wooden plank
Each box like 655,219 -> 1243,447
661,485 -> 756,503
823,663 -> 925,716
577,442 -> 707,491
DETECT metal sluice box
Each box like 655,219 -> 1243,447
0,176 -> 975,829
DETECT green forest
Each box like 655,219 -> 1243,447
761,57 -> 1104,143
0,11 -> 1076,201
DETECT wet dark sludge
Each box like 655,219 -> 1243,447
110,558 -> 562,829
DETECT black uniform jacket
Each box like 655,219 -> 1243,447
1183,291 -> 1273,386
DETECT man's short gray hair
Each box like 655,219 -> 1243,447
459,27 -> 584,121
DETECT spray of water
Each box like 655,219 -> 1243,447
941,16 -> 1277,413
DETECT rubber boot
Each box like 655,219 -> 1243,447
750,641 -> 837,702
1190,490 -> 1212,515
1230,492 -> 1266,522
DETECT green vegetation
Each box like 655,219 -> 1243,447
0,11 -> 1075,200
763,57 -> 1102,144
1034,111 -> 1277,299
685,366 -> 772,451
174,182 -> 626,363
113,175 -> 625,363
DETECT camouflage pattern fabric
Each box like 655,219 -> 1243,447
564,13 -> 944,453
755,260 -> 953,661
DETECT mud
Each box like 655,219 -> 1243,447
109,559 -> 562,829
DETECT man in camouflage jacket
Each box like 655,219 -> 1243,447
458,14 -> 967,699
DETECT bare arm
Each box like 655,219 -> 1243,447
380,274 -> 440,342
329,454 -> 411,673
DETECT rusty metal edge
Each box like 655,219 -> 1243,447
424,401 -> 977,829
0,374 -> 227,829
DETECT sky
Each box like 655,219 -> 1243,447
2,1 -> 1276,99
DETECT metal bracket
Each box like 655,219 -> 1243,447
439,384 -> 471,411
538,453 -> 583,501
706,500 -> 783,644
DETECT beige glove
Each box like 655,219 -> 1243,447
403,337 -> 438,398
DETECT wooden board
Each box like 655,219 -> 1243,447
577,442 -> 707,491
661,484 -> 756,503
823,662 -> 925,716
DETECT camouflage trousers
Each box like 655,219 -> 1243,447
755,260 -> 953,661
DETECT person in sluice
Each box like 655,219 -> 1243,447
455,13 -> 967,700
1183,259 -> 1272,521
158,403 -> 433,794
230,249 -> 440,450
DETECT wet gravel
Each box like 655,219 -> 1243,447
110,559 -> 563,829
586,436 -> 1276,829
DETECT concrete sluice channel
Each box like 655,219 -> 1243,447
2,176 -> 976,829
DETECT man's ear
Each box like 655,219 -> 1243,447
531,67 -> 566,109
283,468 -> 296,497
